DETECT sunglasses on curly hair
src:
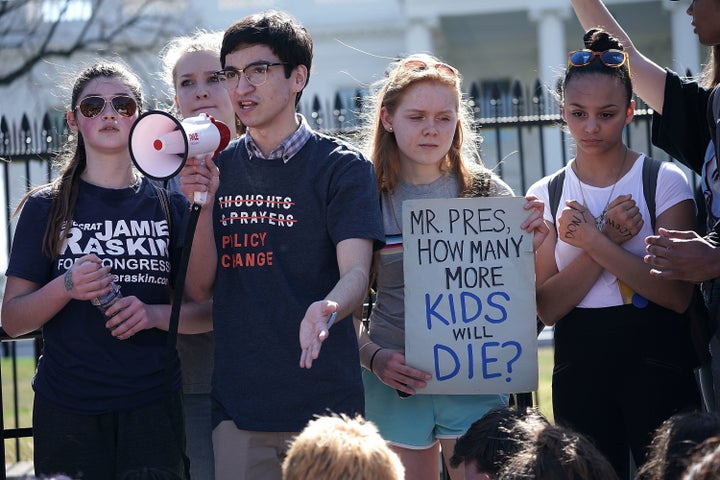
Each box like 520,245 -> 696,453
567,49 -> 628,69
76,95 -> 138,118
400,59 -> 458,77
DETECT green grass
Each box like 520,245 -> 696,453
536,346 -> 554,422
0,346 -> 556,465
2,356 -> 36,464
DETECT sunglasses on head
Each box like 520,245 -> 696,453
401,59 -> 458,77
567,49 -> 628,69
76,95 -> 138,118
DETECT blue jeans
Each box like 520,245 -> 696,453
184,393 -> 215,480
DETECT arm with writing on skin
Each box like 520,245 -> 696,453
560,199 -> 695,313
535,194 -> 646,325
534,219 -> 606,326
2,275 -> 76,337
2,255 -> 113,337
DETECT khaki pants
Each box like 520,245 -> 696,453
213,420 -> 296,480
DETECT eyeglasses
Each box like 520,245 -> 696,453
76,95 -> 138,118
400,59 -> 458,77
216,62 -> 290,89
567,49 -> 628,69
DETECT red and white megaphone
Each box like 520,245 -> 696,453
129,110 -> 231,203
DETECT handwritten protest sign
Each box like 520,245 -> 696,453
403,196 -> 538,394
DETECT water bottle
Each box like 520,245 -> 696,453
91,280 -> 122,317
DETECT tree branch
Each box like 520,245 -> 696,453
0,0 -> 189,86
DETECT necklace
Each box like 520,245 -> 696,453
575,145 -> 629,231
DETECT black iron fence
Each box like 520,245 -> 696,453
1,81 -> 671,206
0,332 -> 41,477
0,81 -> 671,477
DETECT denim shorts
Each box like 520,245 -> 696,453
362,369 -> 507,448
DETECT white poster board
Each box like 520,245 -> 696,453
403,196 -> 538,394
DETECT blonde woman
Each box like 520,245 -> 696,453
159,30 -> 240,480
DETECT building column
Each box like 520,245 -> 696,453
404,15 -> 437,56
529,7 -> 570,88
529,7 -> 571,176
665,0 -> 701,76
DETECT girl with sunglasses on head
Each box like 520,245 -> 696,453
570,0 -> 720,237
355,53 -> 548,480
158,30 -> 242,480
571,0 -> 720,410
526,29 -> 701,479
0,61 -> 212,479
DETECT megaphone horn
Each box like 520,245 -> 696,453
129,110 -> 232,181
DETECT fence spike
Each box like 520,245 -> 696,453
354,89 -> 363,113
511,79 -> 523,114
0,116 -> 8,153
333,92 -> 344,129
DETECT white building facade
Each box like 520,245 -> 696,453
0,0 -> 703,124
0,0 -> 705,266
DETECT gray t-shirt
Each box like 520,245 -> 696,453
369,172 -> 513,350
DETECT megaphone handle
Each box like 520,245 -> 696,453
194,190 -> 207,206
191,154 -> 211,206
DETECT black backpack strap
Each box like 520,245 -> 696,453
547,167 -> 567,225
641,156 -> 662,233
150,182 -> 175,281
709,87 -> 720,166
148,181 -> 182,394
150,182 -> 173,233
